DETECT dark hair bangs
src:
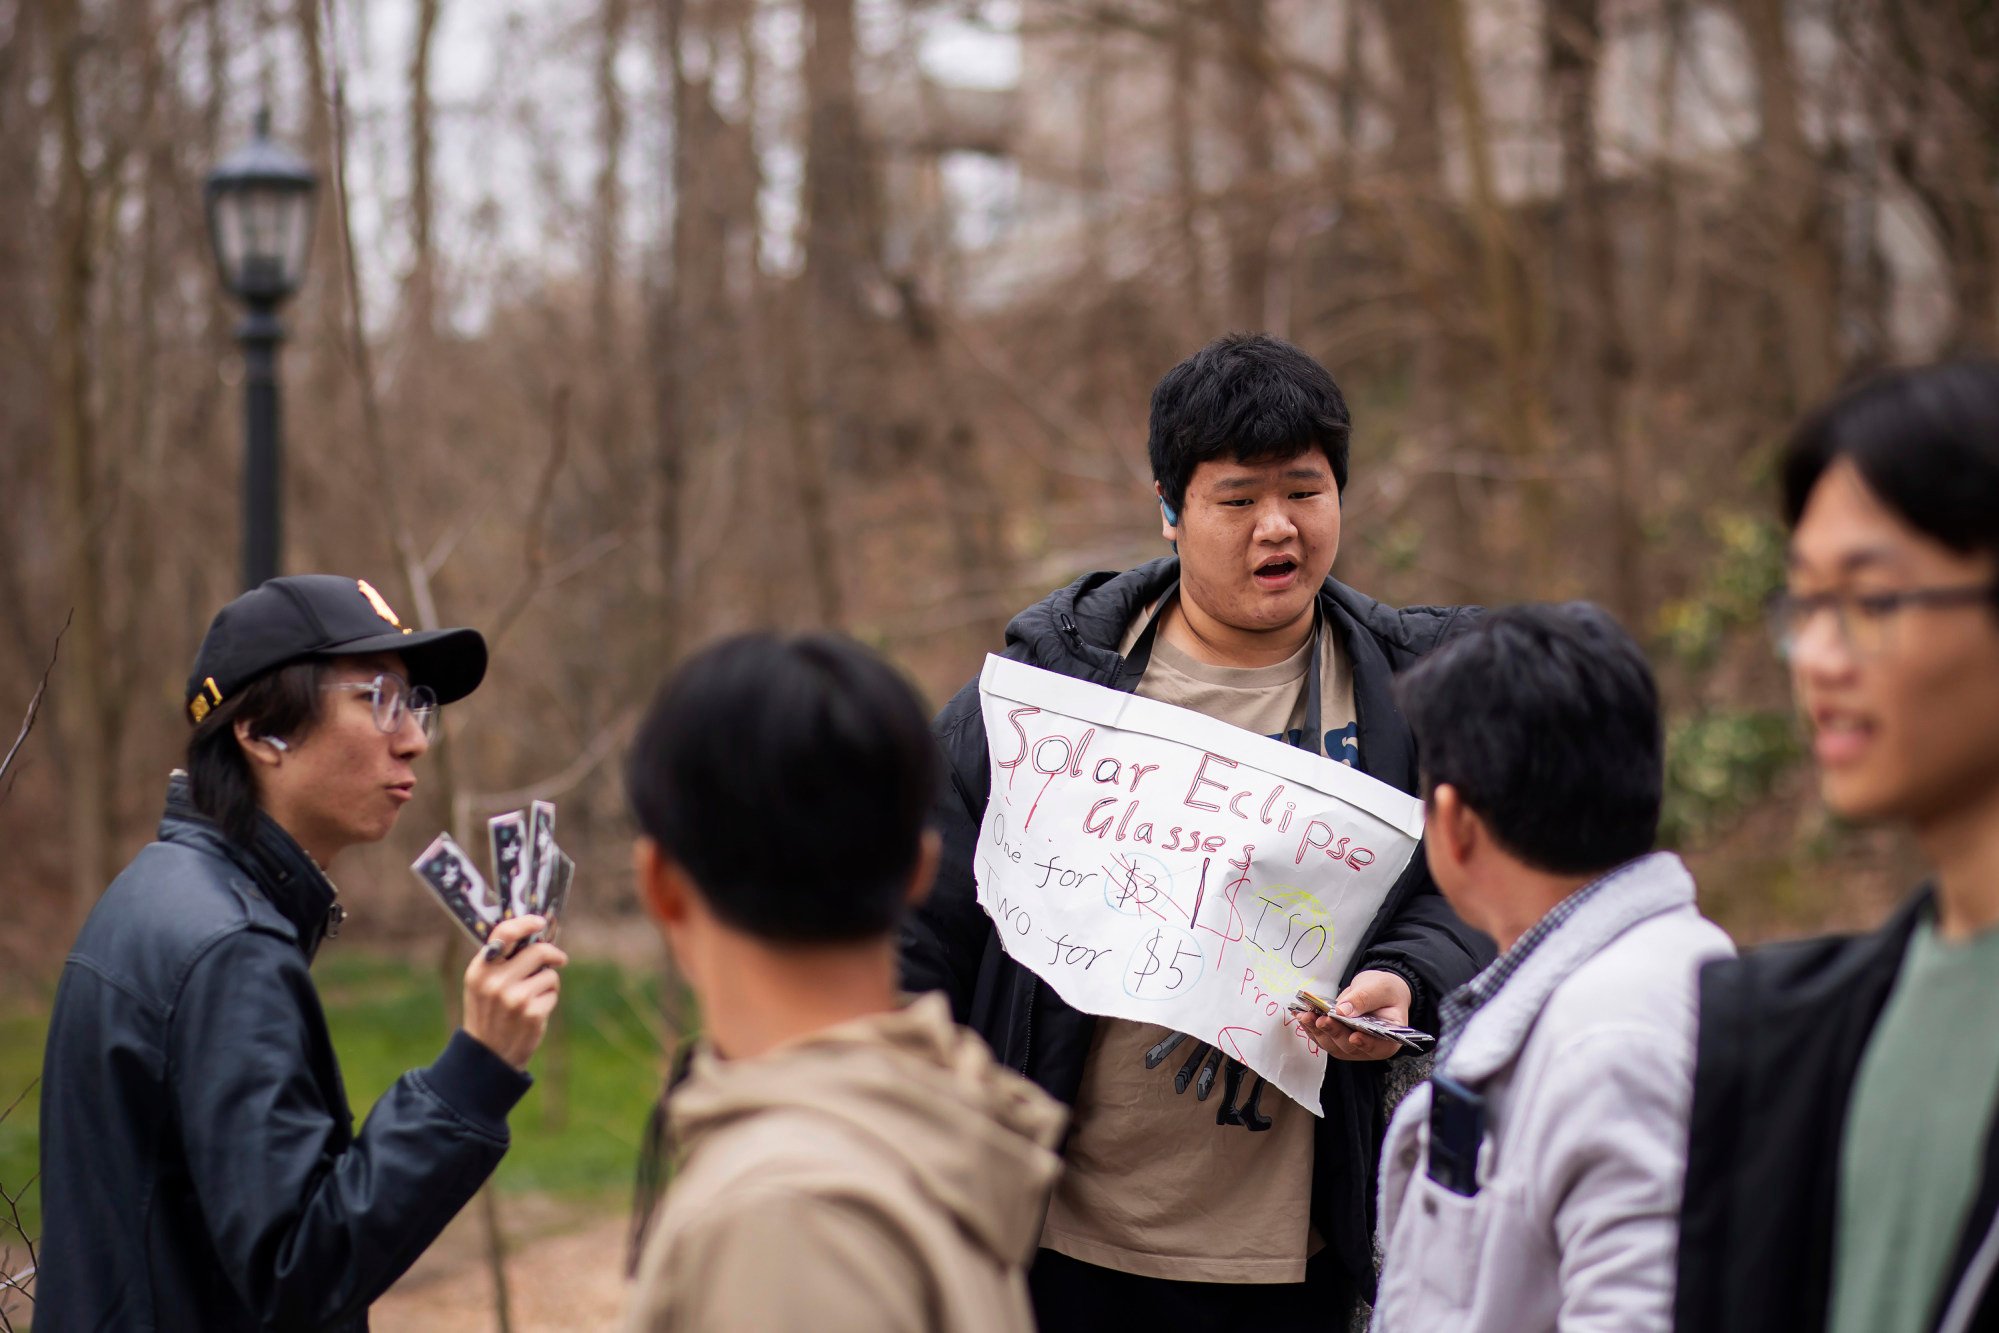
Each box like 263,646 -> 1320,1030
1148,333 -> 1353,511
1782,361 -> 1999,560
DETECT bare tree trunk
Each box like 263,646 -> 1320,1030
294,0 -> 346,416
1376,0 -> 1484,595
1223,0 -> 1273,330
1169,6 -> 1210,334
1874,2 -> 1999,354
802,0 -> 876,319
322,8 -> 508,1323
1546,0 -> 1640,617
591,0 -> 631,474
795,0 -> 870,627
202,0 -> 225,149
1738,0 -> 1837,404
1441,0 -> 1549,586
1636,0 -> 1687,377
106,7 -> 174,784
49,0 -> 113,927
1080,17 -> 1111,291
781,303 -> 847,628
650,0 -> 691,636
405,0 -> 442,340
1441,0 -> 1541,468
1330,0 -> 1363,204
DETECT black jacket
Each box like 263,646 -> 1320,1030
36,776 -> 531,1332
900,557 -> 1494,1302
1676,889 -> 1999,1333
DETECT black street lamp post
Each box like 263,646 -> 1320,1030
205,110 -> 318,591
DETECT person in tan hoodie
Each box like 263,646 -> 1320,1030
621,631 -> 1068,1333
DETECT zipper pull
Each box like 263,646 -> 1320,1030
326,901 -> 346,939
1058,613 -> 1083,651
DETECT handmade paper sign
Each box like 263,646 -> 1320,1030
975,655 -> 1425,1115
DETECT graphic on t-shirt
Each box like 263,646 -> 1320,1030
1269,721 -> 1360,766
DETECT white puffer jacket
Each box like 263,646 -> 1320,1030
1372,852 -> 1735,1333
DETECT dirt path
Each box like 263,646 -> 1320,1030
373,1195 -> 631,1332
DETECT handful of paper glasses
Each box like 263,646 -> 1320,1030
1288,988 -> 1436,1053
410,800 -> 573,955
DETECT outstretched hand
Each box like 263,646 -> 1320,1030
1305,968 -> 1412,1063
462,915 -> 568,1070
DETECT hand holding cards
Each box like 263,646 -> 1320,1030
412,798 -> 574,953
1288,988 -> 1436,1053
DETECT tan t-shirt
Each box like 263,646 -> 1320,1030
1038,605 -> 1358,1283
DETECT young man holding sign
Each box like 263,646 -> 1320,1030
902,333 -> 1493,1327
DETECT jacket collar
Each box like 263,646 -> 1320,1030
1005,555 -> 1414,789
1443,851 -> 1698,1084
159,772 -> 341,959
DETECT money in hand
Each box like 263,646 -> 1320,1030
1287,988 -> 1436,1052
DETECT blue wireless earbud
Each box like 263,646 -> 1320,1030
1160,498 -> 1179,527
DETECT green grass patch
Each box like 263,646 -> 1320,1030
316,952 -> 673,1202
0,951 -> 679,1261
0,1004 -> 46,1247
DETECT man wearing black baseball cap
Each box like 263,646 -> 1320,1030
37,575 -> 568,1332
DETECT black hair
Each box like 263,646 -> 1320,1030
1147,332 -> 1352,512
185,659 -> 328,846
1782,361 -> 1999,574
624,632 -> 938,944
1395,603 -> 1662,877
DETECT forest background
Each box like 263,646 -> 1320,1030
5,0 -> 1997,1326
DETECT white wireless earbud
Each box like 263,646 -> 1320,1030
263,736 -> 289,752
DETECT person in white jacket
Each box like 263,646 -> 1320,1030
1362,602 -> 1735,1333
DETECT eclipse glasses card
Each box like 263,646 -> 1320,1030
412,833 -> 503,944
411,802 -> 573,949
488,811 -> 531,919
535,848 -> 574,937
528,801 -> 557,903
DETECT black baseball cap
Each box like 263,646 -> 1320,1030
185,575 -> 487,724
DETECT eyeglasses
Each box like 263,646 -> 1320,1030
1766,583 -> 1999,661
327,672 -> 439,739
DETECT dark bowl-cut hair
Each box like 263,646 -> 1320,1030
1148,332 -> 1352,513
185,659 -> 328,846
624,632 -> 938,944
1395,603 -> 1662,878
1782,361 -> 1999,572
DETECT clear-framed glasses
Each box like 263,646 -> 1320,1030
327,672 -> 439,740
1765,583 -> 1999,661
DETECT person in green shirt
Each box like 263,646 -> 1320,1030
1674,361 -> 1999,1333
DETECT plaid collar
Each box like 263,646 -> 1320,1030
1435,859 -> 1637,1067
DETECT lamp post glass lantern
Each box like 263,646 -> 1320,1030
206,110 -> 317,589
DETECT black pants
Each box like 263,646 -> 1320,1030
1028,1247 -> 1358,1333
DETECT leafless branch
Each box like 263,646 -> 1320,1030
1,613 -> 69,805
485,385 -> 575,651
323,0 -> 439,632
0,1079 -> 36,1130
454,708 -> 640,821
0,1077 -> 37,1325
